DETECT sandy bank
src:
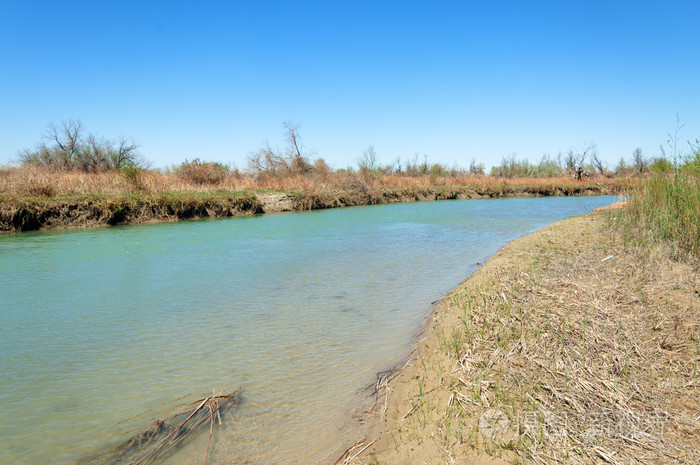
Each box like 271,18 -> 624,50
343,205 -> 699,464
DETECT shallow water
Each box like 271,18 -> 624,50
0,196 -> 616,465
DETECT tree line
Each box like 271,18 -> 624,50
16,120 -> 697,185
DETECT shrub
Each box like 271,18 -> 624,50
120,162 -> 143,189
176,158 -> 229,185
649,157 -> 674,173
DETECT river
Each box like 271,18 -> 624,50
0,196 -> 616,465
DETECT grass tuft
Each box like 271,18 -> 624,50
618,164 -> 699,258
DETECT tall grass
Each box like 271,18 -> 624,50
621,161 -> 699,258
0,165 -> 623,200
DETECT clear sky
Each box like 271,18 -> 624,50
1,1 -> 699,170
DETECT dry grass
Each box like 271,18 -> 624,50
360,213 -> 699,464
0,166 -> 244,197
0,165 -> 624,199
0,166 -> 625,232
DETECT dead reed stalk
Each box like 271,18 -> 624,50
359,212 -> 699,464
80,391 -> 240,465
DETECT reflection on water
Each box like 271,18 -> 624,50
0,196 -> 616,465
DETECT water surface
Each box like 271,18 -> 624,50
0,196 -> 616,464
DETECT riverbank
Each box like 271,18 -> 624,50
348,205 -> 699,464
0,177 -> 622,232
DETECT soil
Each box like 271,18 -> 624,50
257,192 -> 297,212
0,195 -> 265,232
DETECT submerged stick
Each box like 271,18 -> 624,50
81,391 -> 240,465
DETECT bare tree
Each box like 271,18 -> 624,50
247,141 -> 286,177
109,137 -> 140,169
19,120 -> 145,171
469,158 -> 484,176
632,147 -> 647,174
247,122 -> 314,177
259,141 -> 285,175
45,120 -> 83,169
563,144 -> 596,180
404,153 -> 420,176
284,121 -> 302,159
393,156 -> 402,174
561,150 -> 574,172
357,145 -> 378,171
591,148 -> 606,175
246,148 -> 265,175
284,121 -> 312,174
81,134 -> 109,171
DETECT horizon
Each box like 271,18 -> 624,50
1,1 -> 699,171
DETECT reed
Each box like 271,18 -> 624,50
80,391 -> 240,465
618,159 -> 700,258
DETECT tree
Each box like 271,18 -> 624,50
535,154 -> 563,177
393,156 -> 402,174
81,134 -> 109,171
247,121 -> 314,177
47,120 -> 83,169
632,147 -> 647,174
562,144 -> 596,180
615,157 -> 629,175
649,156 -> 673,173
18,120 -> 143,171
469,158 -> 484,176
109,137 -> 140,169
591,150 -> 606,175
283,121 -> 313,174
357,145 -> 378,172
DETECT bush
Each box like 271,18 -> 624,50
649,157 -> 674,173
120,163 -> 143,189
176,158 -> 229,185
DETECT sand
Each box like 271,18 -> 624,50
340,204 -> 699,464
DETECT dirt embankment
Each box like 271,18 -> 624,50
0,194 -> 265,232
344,207 -> 699,465
290,183 -> 614,211
0,184 -> 616,233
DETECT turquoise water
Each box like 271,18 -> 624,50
0,196 -> 616,465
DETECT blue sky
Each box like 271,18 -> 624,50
1,1 -> 699,170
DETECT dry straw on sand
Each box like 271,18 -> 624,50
353,210 -> 699,465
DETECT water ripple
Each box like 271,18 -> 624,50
0,196 -> 616,465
